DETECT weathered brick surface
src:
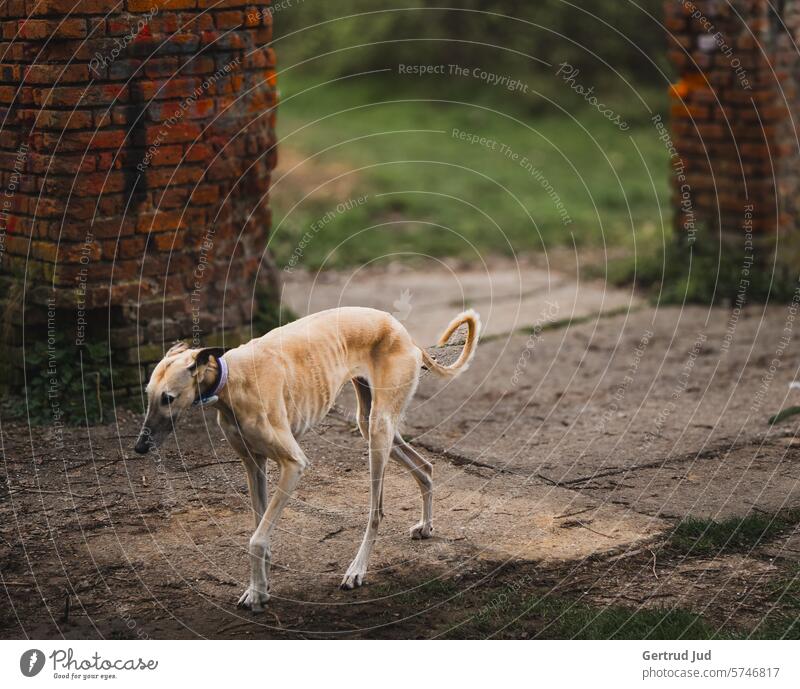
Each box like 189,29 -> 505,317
0,0 -> 279,394
665,0 -> 800,242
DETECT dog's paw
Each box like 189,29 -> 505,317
236,585 -> 270,612
340,567 -> 366,590
410,522 -> 433,539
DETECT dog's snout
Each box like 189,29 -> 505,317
134,428 -> 154,455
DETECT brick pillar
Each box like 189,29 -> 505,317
665,0 -> 800,275
0,0 -> 278,402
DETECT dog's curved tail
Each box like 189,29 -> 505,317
419,309 -> 481,379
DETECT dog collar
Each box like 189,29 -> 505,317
194,355 -> 228,407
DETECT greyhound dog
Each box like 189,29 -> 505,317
134,306 -> 480,611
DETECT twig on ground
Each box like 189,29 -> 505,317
185,459 -> 240,471
571,520 -> 613,538
648,548 -> 659,579
320,527 -> 343,542
555,506 -> 594,520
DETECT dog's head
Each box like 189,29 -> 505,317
134,342 -> 225,455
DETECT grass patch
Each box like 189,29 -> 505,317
668,510 -> 800,557
364,560 -> 799,639
448,590 -> 728,639
768,406 -> 800,425
374,576 -> 727,639
528,597 -> 723,640
604,231 -> 798,305
271,74 -> 669,270
749,567 -> 800,640
373,577 -> 463,608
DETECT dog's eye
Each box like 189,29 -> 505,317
161,392 -> 176,406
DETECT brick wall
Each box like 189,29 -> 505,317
665,0 -> 800,266
0,0 -> 278,397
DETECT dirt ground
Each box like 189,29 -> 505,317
2,264 -> 800,639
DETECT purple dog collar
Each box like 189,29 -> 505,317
195,355 -> 227,407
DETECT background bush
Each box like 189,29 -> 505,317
275,0 -> 670,93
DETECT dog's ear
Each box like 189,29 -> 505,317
166,341 -> 189,357
187,347 -> 226,374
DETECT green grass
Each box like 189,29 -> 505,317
750,567 -> 800,639
366,559 -> 799,638
603,230 -> 800,305
457,587 -> 800,639
769,406 -> 800,425
269,74 -> 670,270
524,597 -> 723,640
449,575 -> 800,639
668,511 -> 800,557
372,577 -> 463,608
447,589 -> 728,639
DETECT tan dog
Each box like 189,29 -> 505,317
134,306 -> 480,611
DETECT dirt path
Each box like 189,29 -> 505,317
2,264 -> 799,638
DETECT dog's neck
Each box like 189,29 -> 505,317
196,355 -> 228,406
200,357 -> 220,394
205,355 -> 237,422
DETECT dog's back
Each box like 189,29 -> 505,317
261,306 -> 414,366
227,307 -> 416,433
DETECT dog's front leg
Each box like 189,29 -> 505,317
243,455 -> 268,528
238,432 -> 307,612
219,420 -> 268,528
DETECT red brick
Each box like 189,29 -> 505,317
25,64 -> 89,83
35,83 -> 128,108
197,0 -> 248,7
183,56 -> 216,74
138,77 -> 201,100
215,10 -> 244,29
37,129 -> 126,153
189,184 -> 219,205
107,235 -> 147,259
28,0 -> 121,14
137,209 -> 185,233
145,122 -> 200,144
34,109 -> 94,129
152,230 -> 183,251
144,164 -> 204,186
20,18 -> 87,40
184,142 -> 210,162
149,144 -> 183,165
129,0 -> 196,11
155,187 -> 189,207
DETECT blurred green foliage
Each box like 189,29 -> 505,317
269,76 -> 670,270
269,1 -> 682,290
275,0 -> 670,95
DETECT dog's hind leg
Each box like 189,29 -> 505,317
238,429 -> 308,612
341,402 -> 394,590
352,377 -> 371,439
392,435 -> 433,539
353,377 -> 432,536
